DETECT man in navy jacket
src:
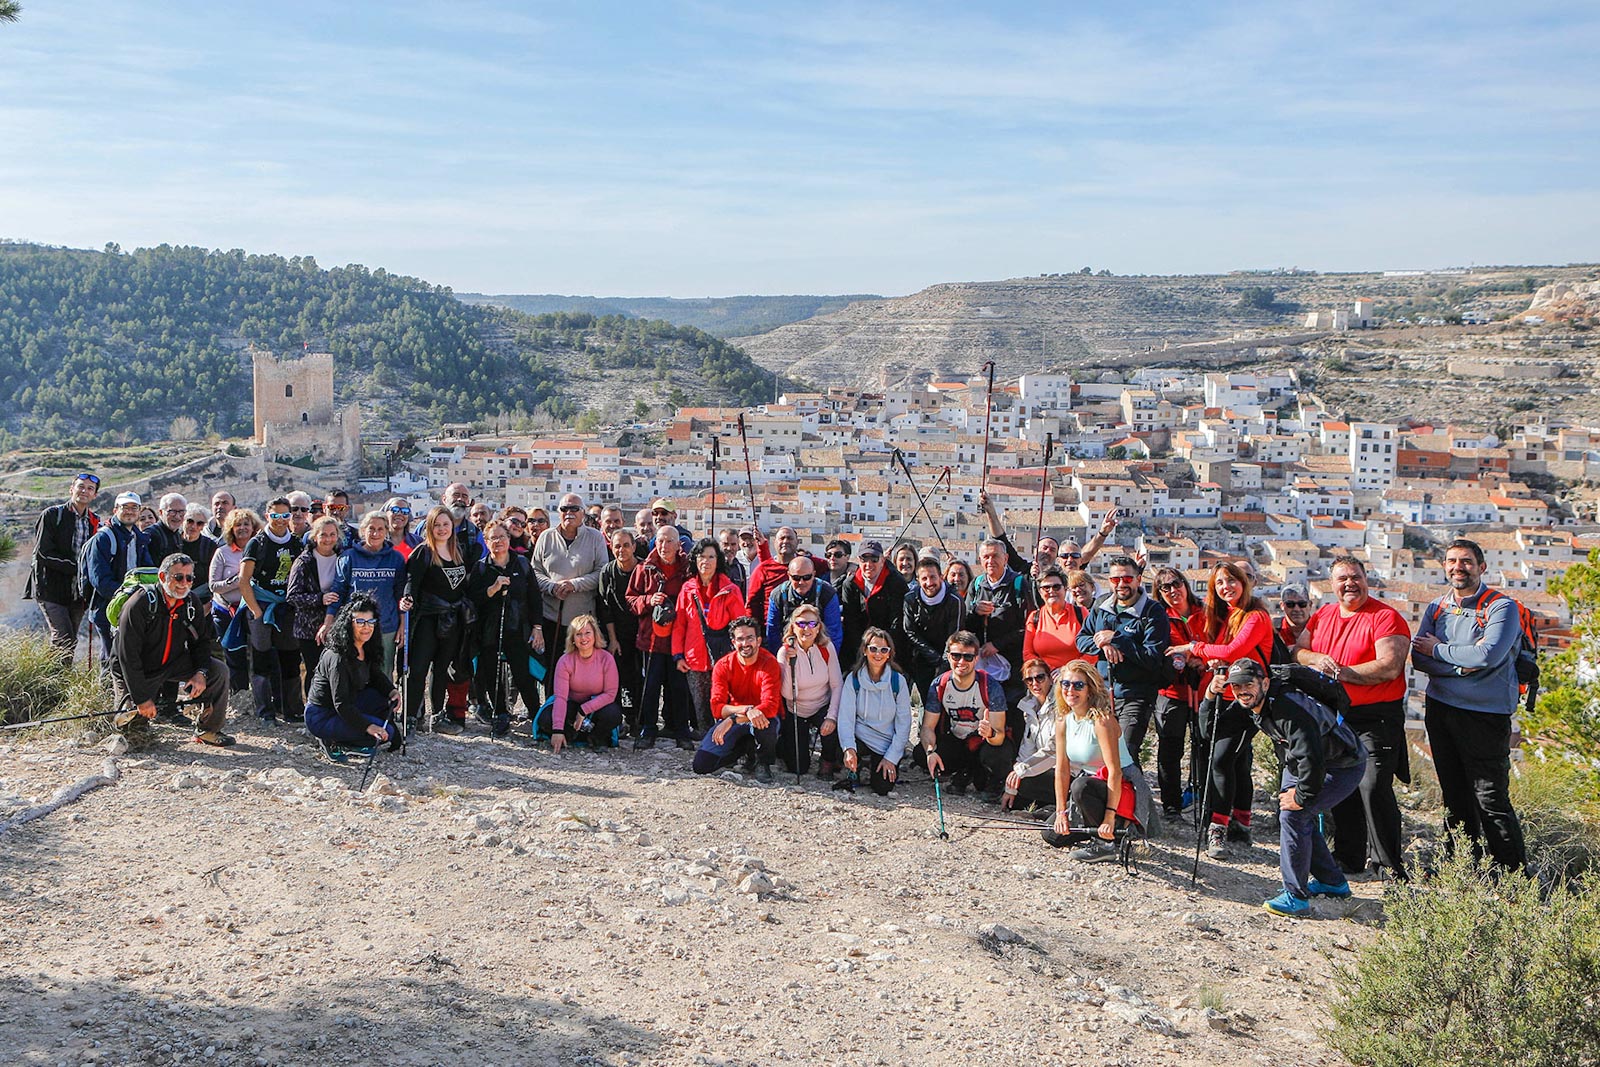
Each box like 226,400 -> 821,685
1076,554 -> 1171,762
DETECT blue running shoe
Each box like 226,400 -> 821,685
1308,877 -> 1353,898
1263,890 -> 1311,916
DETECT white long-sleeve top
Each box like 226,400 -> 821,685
1012,692 -> 1058,780
837,667 -> 913,765
778,641 -> 843,721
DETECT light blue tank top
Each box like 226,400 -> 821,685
1060,711 -> 1132,770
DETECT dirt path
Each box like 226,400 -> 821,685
0,722 -> 1374,1066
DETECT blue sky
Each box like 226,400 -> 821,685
1,1 -> 1595,296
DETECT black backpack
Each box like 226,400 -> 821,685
1269,662 -> 1352,718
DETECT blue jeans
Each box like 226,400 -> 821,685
1279,762 -> 1366,899
306,687 -> 395,748
692,717 -> 779,774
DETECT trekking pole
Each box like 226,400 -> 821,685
978,361 -> 996,497
1,709 -> 110,731
890,451 -> 951,556
709,435 -> 719,540
1034,433 -> 1054,563
933,773 -> 949,840
496,579 -> 509,738
399,609 -> 410,754
786,636 -> 801,784
540,598 -> 566,743
737,413 -> 758,523
1190,705 -> 1221,887
357,742 -> 380,792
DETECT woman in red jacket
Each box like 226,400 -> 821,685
672,538 -> 745,736
1021,566 -> 1091,672
1170,560 -> 1274,853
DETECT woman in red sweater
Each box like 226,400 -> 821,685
672,538 -> 745,736
1022,566 -> 1091,672
1169,561 -> 1274,852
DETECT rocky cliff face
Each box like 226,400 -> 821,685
732,275 -> 1291,387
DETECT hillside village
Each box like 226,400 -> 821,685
389,368 -> 1597,718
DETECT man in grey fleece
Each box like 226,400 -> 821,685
1410,538 -> 1527,871
530,493 -> 611,654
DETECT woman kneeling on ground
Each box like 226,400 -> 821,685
539,614 -> 624,751
1044,660 -> 1153,861
305,594 -> 401,760
1002,657 -> 1060,813
835,627 -> 913,795
777,602 -> 844,777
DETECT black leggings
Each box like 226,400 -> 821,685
405,613 -> 464,723
777,711 -> 843,775
473,634 -> 542,722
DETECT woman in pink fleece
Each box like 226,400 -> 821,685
540,614 -> 623,751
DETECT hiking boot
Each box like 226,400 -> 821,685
752,762 -> 773,784
948,773 -> 970,796
1263,890 -> 1311,917
1069,839 -> 1118,863
633,734 -> 658,750
491,715 -> 511,738
1308,877 -> 1353,899
1226,823 -> 1253,846
193,730 -> 236,747
816,759 -> 836,780
675,737 -> 696,751
1206,823 -> 1229,859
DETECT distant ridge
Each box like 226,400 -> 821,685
456,292 -> 880,338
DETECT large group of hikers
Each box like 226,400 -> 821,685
24,471 -> 1534,916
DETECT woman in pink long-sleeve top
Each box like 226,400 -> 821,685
539,614 -> 623,751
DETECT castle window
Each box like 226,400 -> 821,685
302,412 -> 308,423
285,385 -> 294,398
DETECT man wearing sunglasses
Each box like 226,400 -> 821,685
1075,555 -> 1171,763
745,526 -> 822,641
763,556 -> 843,653
26,472 -> 101,663
324,489 -> 361,549
921,630 -> 1010,797
285,491 -> 315,538
1277,584 -> 1312,648
838,540 -> 908,658
111,553 -> 234,747
531,493 -> 610,655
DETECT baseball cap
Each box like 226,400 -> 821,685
859,540 -> 885,559
114,491 -> 142,507
650,498 -> 674,513
1226,659 -> 1266,686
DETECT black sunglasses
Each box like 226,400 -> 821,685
1282,600 -> 1309,608
1061,679 -> 1088,691
790,574 -> 815,583
1158,580 -> 1185,591
947,651 -> 976,662
558,504 -> 583,513
1024,673 -> 1049,684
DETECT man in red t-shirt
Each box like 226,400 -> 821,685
692,616 -> 783,782
1293,556 -> 1411,879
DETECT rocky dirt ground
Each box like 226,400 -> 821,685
0,716 -> 1384,1067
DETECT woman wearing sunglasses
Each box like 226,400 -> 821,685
304,594 -> 402,761
1151,566 -> 1205,824
1168,561 -> 1275,856
383,499 -> 417,559
1022,565 -> 1092,672
776,603 -> 844,778
835,627 -> 913,796
1045,660 -> 1152,861
1002,657 -> 1061,812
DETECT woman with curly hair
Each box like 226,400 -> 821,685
304,593 -> 401,760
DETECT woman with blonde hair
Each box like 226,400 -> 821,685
1045,660 -> 1153,861
1168,559 -> 1275,854
776,602 -> 844,777
399,504 -> 473,731
539,614 -> 623,751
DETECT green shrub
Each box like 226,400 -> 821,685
1512,752 -> 1600,885
1328,848 -> 1600,1067
0,629 -> 107,731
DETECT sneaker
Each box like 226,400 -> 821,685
948,773 -> 970,796
473,703 -> 493,726
193,730 -> 236,747
816,759 -> 836,780
633,734 -> 658,751
256,711 -> 278,726
1206,823 -> 1228,859
1263,890 -> 1311,917
752,762 -> 773,784
1307,877 -> 1353,898
318,739 -> 347,763
1068,839 -> 1118,863
1226,823 -> 1253,846
675,737 -> 696,751
491,715 -> 510,738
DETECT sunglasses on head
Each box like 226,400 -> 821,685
1060,679 -> 1088,691
947,651 -> 976,662
76,473 -> 100,486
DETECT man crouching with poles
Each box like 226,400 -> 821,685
1199,658 -> 1367,917
111,553 -> 234,746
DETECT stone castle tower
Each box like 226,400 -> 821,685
251,349 -> 361,473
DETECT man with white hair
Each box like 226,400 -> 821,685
148,493 -> 188,562
530,492 -> 610,654
286,490 -> 314,538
